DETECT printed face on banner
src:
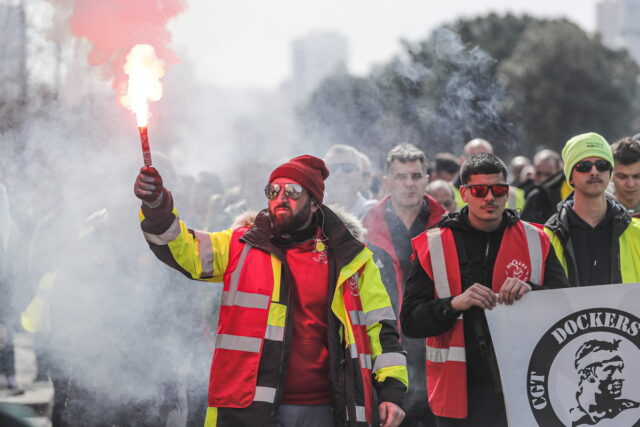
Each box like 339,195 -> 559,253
527,308 -> 640,426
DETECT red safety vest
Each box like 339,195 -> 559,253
412,221 -> 550,419
208,228 -> 376,425
342,268 -> 375,424
209,229 -> 276,408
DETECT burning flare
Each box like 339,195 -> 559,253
121,44 -> 165,127
121,44 -> 165,166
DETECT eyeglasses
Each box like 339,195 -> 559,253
328,163 -> 359,174
464,184 -> 509,198
574,160 -> 612,173
264,183 -> 306,200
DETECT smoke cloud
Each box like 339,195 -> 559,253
300,27 -> 516,168
1,4 -> 519,426
45,0 -> 185,100
0,2 -> 230,425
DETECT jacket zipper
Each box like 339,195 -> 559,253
270,265 -> 292,421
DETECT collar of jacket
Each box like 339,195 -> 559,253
545,193 -> 631,243
362,193 -> 446,251
436,206 -> 520,231
240,205 -> 365,269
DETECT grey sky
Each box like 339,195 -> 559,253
169,0 -> 597,90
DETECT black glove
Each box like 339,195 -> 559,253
134,166 -> 165,208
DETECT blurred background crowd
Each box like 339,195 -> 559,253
2,1 -> 640,425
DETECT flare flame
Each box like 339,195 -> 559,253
121,44 -> 165,127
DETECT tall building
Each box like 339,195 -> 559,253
291,31 -> 348,104
0,2 -> 27,104
597,0 -> 640,63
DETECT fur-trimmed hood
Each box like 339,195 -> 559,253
230,204 -> 367,243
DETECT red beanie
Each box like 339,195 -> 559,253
269,155 -> 330,204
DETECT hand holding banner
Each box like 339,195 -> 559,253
486,284 -> 640,427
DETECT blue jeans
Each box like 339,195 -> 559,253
276,404 -> 334,427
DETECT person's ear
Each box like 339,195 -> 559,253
460,185 -> 467,203
311,199 -> 320,211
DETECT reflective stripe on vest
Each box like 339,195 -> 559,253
253,386 -> 276,403
215,334 -> 262,353
221,290 -> 269,309
426,345 -> 466,363
426,228 -> 450,298
220,245 -> 269,309
360,353 -> 372,370
346,405 -> 367,423
349,342 -> 372,370
143,216 -> 181,245
350,342 -> 358,358
265,324 -> 284,341
266,302 -> 286,342
522,222 -> 543,285
349,310 -> 366,327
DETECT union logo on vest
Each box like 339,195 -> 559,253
346,275 -> 359,297
505,258 -> 529,281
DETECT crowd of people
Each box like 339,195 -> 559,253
134,131 -> 639,427
2,131 -> 640,426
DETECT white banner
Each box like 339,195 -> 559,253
486,284 -> 640,427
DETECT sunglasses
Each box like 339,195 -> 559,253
464,184 -> 509,198
574,160 -> 612,173
329,163 -> 359,174
264,183 -> 306,200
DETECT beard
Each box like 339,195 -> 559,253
269,199 -> 312,234
598,378 -> 624,400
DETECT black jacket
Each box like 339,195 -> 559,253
544,195 -> 632,287
400,208 -> 569,391
521,170 -> 566,224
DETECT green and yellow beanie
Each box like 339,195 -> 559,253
561,132 -> 614,188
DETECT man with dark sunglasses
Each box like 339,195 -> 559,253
134,155 -> 408,427
324,145 -> 377,219
544,132 -> 640,286
451,139 -> 526,213
401,153 -> 568,426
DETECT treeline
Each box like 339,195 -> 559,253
299,14 -> 640,167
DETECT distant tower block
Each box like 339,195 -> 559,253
597,0 -> 640,64
292,31 -> 348,105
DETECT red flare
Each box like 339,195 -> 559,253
138,126 -> 152,167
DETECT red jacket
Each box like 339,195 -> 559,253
362,194 -> 446,320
